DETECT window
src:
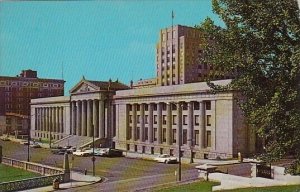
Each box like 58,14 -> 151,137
127,144 -> 130,151
137,115 -> 140,123
183,115 -> 188,125
170,149 -> 174,156
153,104 -> 157,110
162,103 -> 167,111
160,148 -> 164,155
194,102 -> 199,110
129,115 -> 132,123
144,104 -> 148,111
163,128 -> 166,142
145,115 -> 148,124
182,103 -> 188,110
194,130 -> 199,145
145,127 -> 148,141
151,147 -> 154,154
172,104 -> 177,110
172,129 -> 176,143
154,115 -> 158,124
129,105 -> 132,111
154,128 -> 158,141
137,105 -> 140,111
206,131 -> 211,147
134,145 -> 138,152
207,115 -> 211,126
206,101 -> 211,110
163,115 -> 167,125
137,127 -> 140,140
173,115 -> 177,125
183,129 -> 187,144
128,127 -> 132,139
142,146 -> 145,153
195,115 -> 199,125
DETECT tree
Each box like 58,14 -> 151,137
199,0 -> 300,165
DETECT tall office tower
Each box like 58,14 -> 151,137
156,25 -> 225,86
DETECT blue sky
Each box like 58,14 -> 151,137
0,1 -> 222,94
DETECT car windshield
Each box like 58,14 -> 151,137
160,154 -> 169,158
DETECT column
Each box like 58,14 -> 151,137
99,100 -> 105,138
199,101 -> 205,148
87,100 -> 92,137
59,107 -> 63,133
45,108 -> 48,132
148,103 -> 153,143
71,102 -> 76,135
176,103 -> 182,146
188,102 -> 194,147
82,100 -> 87,136
55,107 -> 59,133
157,103 -> 162,144
41,108 -> 44,132
76,101 -> 82,136
132,104 -> 137,141
140,103 -> 145,142
93,100 -> 99,137
166,103 -> 172,145
39,108 -> 42,131
52,107 -> 55,136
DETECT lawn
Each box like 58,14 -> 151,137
156,181 -> 300,192
155,181 -> 219,192
224,185 -> 300,192
0,164 -> 41,183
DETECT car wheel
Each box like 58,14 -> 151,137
164,160 -> 168,164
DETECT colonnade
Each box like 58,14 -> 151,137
34,107 -> 64,134
127,101 -> 210,148
70,99 -> 108,138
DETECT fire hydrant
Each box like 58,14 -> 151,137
53,177 -> 60,189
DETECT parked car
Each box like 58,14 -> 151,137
51,148 -> 69,155
95,148 -> 123,157
0,136 -> 10,141
72,148 -> 93,156
30,143 -> 41,148
20,140 -> 34,145
154,154 -> 177,164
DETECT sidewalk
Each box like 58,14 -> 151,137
20,171 -> 101,192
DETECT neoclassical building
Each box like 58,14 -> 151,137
30,25 -> 256,159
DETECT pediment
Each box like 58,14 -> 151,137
70,80 -> 99,94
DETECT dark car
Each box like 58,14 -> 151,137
51,148 -> 70,155
96,148 -> 123,157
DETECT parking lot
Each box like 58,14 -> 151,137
0,140 -> 197,182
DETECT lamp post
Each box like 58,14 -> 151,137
92,124 -> 95,176
27,116 -> 30,162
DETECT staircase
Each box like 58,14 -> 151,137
53,135 -> 94,149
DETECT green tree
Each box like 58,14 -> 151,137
199,0 -> 300,165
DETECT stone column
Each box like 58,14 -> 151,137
93,100 -> 99,137
82,100 -> 87,136
132,104 -> 137,141
56,107 -> 59,133
99,100 -> 105,138
199,101 -> 205,148
39,108 -> 42,131
41,108 -> 44,132
140,103 -> 145,142
157,103 -> 162,144
52,107 -> 56,136
148,103 -> 153,143
71,102 -> 76,135
87,100 -> 93,137
76,101 -> 82,136
59,107 -> 63,133
188,102 -> 194,147
45,108 -> 48,132
166,103 -> 172,145
176,103 -> 182,146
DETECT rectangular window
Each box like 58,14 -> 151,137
154,115 -> 158,124
195,115 -> 199,125
172,115 -> 177,125
172,129 -> 176,143
144,104 -> 148,111
206,101 -> 211,110
194,130 -> 199,145
137,115 -> 140,123
163,115 -> 167,125
129,115 -> 132,123
145,115 -> 148,124
127,144 -> 130,151
129,105 -> 132,111
160,148 -> 164,155
151,147 -> 154,154
154,128 -> 158,141
134,145 -> 138,152
142,146 -> 145,153
145,127 -> 148,141
194,102 -> 199,110
137,127 -> 140,140
207,131 -> 211,147
153,104 -> 157,111
207,115 -> 211,126
183,129 -> 187,144
162,103 -> 167,111
170,149 -> 174,156
137,105 -> 140,111
162,128 -> 166,142
128,127 -> 132,139
183,115 -> 188,125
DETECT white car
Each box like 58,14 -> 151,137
72,149 -> 92,156
154,154 -> 177,164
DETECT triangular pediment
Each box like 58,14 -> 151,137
69,79 -> 100,94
